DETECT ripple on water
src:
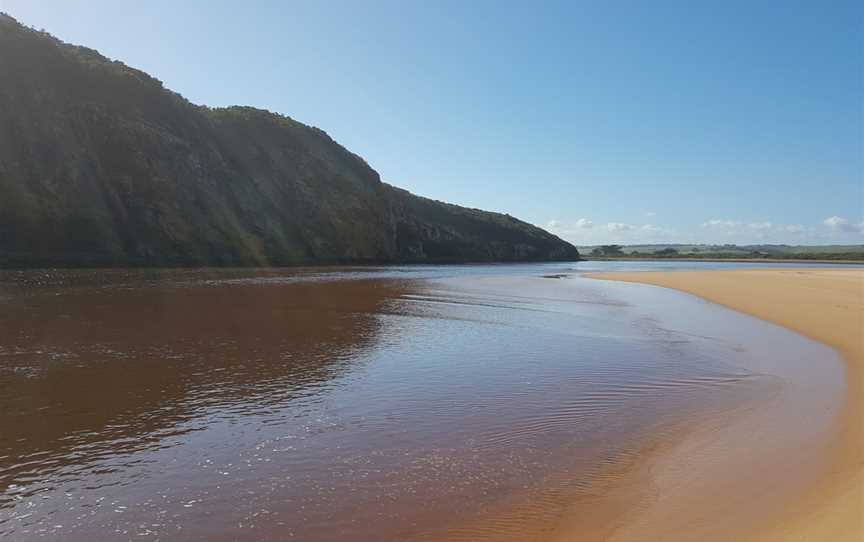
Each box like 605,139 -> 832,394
0,266 -> 826,541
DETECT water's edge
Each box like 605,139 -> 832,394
574,274 -> 848,541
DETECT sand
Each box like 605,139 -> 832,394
586,268 -> 864,541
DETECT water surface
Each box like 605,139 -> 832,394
0,262 -> 848,540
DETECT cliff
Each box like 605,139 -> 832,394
0,14 -> 579,267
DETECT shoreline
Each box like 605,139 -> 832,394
585,268 -> 863,541
584,257 -> 864,264
419,270 -> 848,541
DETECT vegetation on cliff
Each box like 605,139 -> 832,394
0,14 -> 579,267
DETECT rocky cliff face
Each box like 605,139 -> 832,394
0,15 -> 579,267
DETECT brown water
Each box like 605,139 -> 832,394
0,264 -> 845,541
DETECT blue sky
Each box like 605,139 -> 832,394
4,0 -> 862,245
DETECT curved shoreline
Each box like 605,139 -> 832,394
585,269 -> 864,541
419,271 -> 847,542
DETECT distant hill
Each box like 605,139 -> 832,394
578,244 -> 864,260
0,14 -> 579,267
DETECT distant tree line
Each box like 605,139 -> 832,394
585,249 -> 864,262
590,245 -> 624,256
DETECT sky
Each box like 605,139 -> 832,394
3,0 -> 862,245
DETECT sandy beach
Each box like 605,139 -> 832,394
587,268 -> 864,541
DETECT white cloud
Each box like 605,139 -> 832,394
703,220 -> 789,233
548,218 -> 593,231
545,214 -> 863,245
645,211 -> 657,218
699,215 -> 864,242
782,224 -> 808,235
601,221 -> 678,241
702,219 -> 742,229
823,216 -> 863,234
606,222 -> 633,232
545,219 -> 679,244
747,221 -> 773,231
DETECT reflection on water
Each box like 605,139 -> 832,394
0,264 -> 843,540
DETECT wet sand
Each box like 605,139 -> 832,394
587,269 -> 864,541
